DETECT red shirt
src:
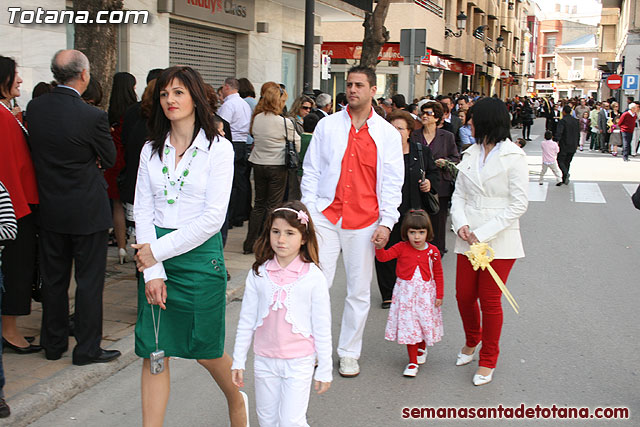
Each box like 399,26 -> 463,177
375,241 -> 444,299
0,107 -> 39,219
323,107 -> 378,229
618,111 -> 637,133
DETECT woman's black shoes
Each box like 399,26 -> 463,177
2,337 -> 43,354
0,398 -> 10,418
381,301 -> 392,309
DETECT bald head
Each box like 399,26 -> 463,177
51,49 -> 90,89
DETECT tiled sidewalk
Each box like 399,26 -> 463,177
3,223 -> 254,425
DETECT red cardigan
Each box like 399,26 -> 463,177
375,241 -> 444,299
0,107 -> 38,219
618,111 -> 637,133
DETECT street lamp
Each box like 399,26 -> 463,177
496,35 -> 504,51
445,11 -> 467,38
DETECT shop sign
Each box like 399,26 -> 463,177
173,0 -> 255,31
536,83 -> 553,90
500,69 -> 510,79
321,42 -> 403,61
421,53 -> 474,76
321,42 -> 473,75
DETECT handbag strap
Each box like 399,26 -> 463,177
415,141 -> 426,180
0,101 -> 29,136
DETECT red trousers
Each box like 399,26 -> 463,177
455,254 -> 516,369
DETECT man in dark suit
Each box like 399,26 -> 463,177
26,50 -> 121,365
598,101 -> 611,153
439,96 -> 462,151
555,105 -> 580,186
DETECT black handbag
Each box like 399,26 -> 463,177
283,116 -> 300,170
415,142 -> 440,215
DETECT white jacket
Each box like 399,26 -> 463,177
231,263 -> 333,382
451,140 -> 529,259
300,108 -> 404,229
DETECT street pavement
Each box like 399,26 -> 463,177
15,118 -> 640,426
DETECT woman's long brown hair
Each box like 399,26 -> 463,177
252,200 -> 320,275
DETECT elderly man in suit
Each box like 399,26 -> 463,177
26,50 -> 121,365
555,105 -> 580,186
598,101 -> 611,153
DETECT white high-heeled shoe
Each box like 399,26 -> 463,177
472,369 -> 494,386
118,248 -> 130,265
239,390 -> 250,427
456,347 -> 477,366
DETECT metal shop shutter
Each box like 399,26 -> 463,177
169,21 -> 236,88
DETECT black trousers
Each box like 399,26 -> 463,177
228,142 -> 252,224
243,164 -> 288,252
430,195 -> 451,255
374,218 -> 403,302
39,229 -> 108,361
601,132 -> 610,152
522,124 -> 531,139
1,212 -> 37,316
557,151 -> 575,183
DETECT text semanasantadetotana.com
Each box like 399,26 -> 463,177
7,7 -> 149,25
402,404 -> 630,420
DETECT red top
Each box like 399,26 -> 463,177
323,107 -> 378,229
618,110 -> 637,133
375,241 -> 444,299
0,106 -> 39,219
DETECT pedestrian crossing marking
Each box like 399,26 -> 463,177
573,183 -> 606,204
623,183 -> 638,197
528,182 -> 548,202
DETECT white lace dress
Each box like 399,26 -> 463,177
385,261 -> 444,346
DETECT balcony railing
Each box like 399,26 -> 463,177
543,45 -> 556,55
413,0 -> 444,18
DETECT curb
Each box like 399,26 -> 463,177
5,274 -> 247,426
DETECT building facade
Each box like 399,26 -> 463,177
1,0 -> 367,109
599,0 -> 640,108
319,0 -> 533,100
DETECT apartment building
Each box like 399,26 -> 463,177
532,19 -> 595,99
554,34 -> 600,99
319,0 -> 533,100
599,0 -> 640,107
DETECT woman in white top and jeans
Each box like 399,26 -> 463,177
132,66 -> 247,426
243,82 -> 300,254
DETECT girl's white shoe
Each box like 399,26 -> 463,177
455,347 -> 477,366
417,348 -> 427,365
403,363 -> 419,377
472,369 -> 494,386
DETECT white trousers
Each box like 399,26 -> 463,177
311,211 -> 377,359
254,354 -> 315,427
539,162 -> 561,183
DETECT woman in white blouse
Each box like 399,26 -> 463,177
242,82 -> 300,254
132,67 -> 247,426
450,97 -> 529,387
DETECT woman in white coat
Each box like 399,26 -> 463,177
450,97 -> 529,386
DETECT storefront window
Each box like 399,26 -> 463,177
282,49 -> 299,110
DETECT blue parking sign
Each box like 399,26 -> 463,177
623,74 -> 639,90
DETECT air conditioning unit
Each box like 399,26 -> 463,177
568,70 -> 583,80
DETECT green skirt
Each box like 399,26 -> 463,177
135,227 -> 227,359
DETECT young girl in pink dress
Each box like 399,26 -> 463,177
232,201 -> 332,426
375,210 -> 444,377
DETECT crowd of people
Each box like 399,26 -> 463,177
18,47 -> 639,424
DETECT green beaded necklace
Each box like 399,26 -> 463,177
162,144 -> 198,204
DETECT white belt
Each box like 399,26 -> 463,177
468,196 -> 510,209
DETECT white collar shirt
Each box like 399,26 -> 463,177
478,142 -> 502,171
134,129 -> 234,282
218,92 -> 252,143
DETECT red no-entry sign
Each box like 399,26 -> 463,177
607,74 -> 623,90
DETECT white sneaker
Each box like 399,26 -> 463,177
338,357 -> 360,377
417,348 -> 427,365
403,363 -> 419,377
